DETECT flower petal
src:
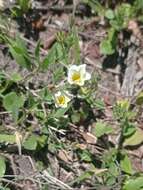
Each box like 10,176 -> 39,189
65,96 -> 70,104
55,91 -> 62,97
68,65 -> 78,84
85,72 -> 91,80
79,64 -> 86,73
68,65 -> 79,72
77,80 -> 85,86
67,75 -> 74,84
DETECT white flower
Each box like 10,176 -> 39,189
67,64 -> 91,86
54,91 -> 71,108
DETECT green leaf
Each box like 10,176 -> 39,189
94,99 -> 105,110
113,99 -> 135,121
108,28 -> 117,43
39,88 -> 53,103
136,92 -> 143,105
15,36 -> 28,53
35,40 -> 41,64
18,0 -> 31,13
123,123 -> 136,138
113,3 -> 134,30
117,99 -> 130,111
9,45 -> 30,69
124,128 -> 143,146
134,0 -> 143,11
79,150 -> 92,162
0,156 -> 6,178
123,177 -> 143,190
105,9 -> 115,19
54,107 -> 69,118
120,154 -> 133,174
0,134 -> 16,144
23,135 -> 38,150
92,121 -> 113,138
100,39 -> 115,55
52,66 -> 64,84
71,112 -> 80,123
37,135 -> 47,148
12,0 -> 31,16
0,186 -> 11,190
85,1 -> 105,16
8,36 -> 32,69
100,28 -> 117,55
55,43 -> 65,61
3,92 -> 24,112
10,73 -> 22,82
110,20 -> 121,31
108,162 -> 119,177
41,42 -> 65,70
41,43 -> 57,70
72,171 -> 93,184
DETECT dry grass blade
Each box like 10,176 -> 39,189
39,170 -> 73,190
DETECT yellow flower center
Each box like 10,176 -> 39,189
72,72 -> 81,82
57,95 -> 65,105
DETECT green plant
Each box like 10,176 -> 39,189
11,0 -> 31,17
84,0 -> 143,55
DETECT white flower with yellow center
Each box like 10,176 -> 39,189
67,64 -> 91,86
55,91 -> 71,108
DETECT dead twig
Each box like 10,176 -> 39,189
0,178 -> 23,188
33,5 -> 74,12
39,170 -> 73,190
